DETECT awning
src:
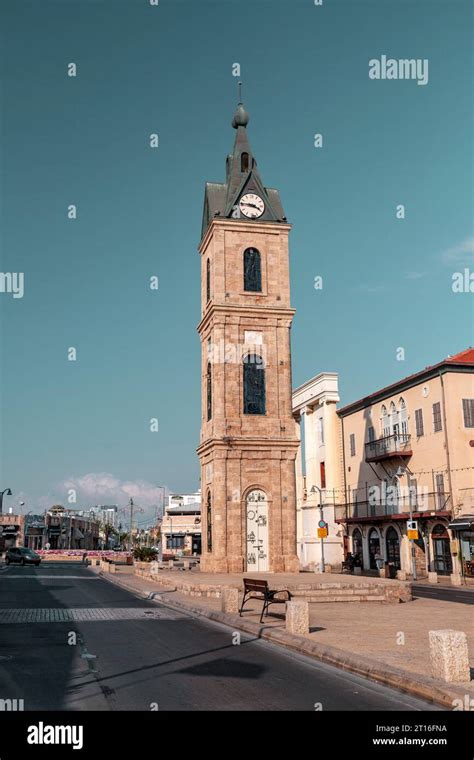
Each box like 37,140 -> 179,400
448,516 -> 474,531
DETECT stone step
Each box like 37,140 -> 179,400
304,595 -> 386,603
292,588 -> 384,597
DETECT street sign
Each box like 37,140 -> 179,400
317,527 -> 328,539
407,529 -> 418,540
318,520 -> 326,529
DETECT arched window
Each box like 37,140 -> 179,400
206,491 -> 212,552
241,152 -> 249,172
206,362 -> 212,421
243,248 -> 262,292
243,353 -> 266,415
399,397 -> 408,436
381,405 -> 390,437
389,401 -> 398,436
206,258 -> 211,303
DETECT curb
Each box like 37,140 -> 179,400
99,570 -> 468,710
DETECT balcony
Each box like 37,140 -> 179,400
335,492 -> 451,523
365,433 -> 412,462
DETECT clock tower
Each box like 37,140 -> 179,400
197,96 -> 299,573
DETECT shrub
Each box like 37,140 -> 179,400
133,546 -> 158,562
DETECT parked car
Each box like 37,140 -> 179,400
5,547 -> 41,566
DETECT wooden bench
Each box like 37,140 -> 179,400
239,578 -> 292,623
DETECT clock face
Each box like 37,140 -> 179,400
239,193 -> 265,219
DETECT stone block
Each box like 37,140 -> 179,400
285,600 -> 309,635
396,570 -> 407,581
353,567 -> 362,575
450,573 -> 462,587
428,572 -> 438,584
221,587 -> 239,614
429,630 -> 470,683
168,559 -> 174,569
109,563 -> 116,573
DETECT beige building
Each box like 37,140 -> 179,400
294,348 -> 474,578
338,348 -> 474,578
197,98 -> 299,573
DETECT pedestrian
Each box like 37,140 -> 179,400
375,550 -> 384,571
82,551 -> 88,565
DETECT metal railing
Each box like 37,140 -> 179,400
335,492 -> 451,521
365,433 -> 412,461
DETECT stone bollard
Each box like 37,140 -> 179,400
285,601 -> 310,635
428,572 -> 438,584
353,566 -> 362,575
168,559 -> 174,569
396,570 -> 407,581
450,573 -> 462,587
109,563 -> 116,573
429,630 -> 470,683
221,587 -> 239,614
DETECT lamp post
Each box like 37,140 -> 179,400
310,485 -> 325,574
0,489 -> 12,514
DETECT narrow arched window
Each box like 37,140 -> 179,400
207,362 -> 212,421
243,248 -> 262,292
241,152 -> 249,172
243,353 -> 266,415
206,258 -> 211,302
206,491 -> 212,552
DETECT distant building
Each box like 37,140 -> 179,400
161,491 -> 201,556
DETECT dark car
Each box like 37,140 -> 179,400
5,547 -> 41,566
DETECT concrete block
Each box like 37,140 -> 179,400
353,566 -> 362,575
429,630 -> 470,683
109,563 -> 116,573
285,601 -> 309,635
221,587 -> 239,614
168,559 -> 174,569
428,572 -> 438,584
450,573 -> 462,587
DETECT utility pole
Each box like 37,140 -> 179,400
129,498 -> 134,552
310,485 -> 325,573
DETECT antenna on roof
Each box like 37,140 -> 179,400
238,81 -> 242,103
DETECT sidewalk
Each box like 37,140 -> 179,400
96,565 -> 474,709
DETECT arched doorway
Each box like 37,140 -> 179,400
432,523 -> 452,575
246,489 -> 269,572
368,528 -> 380,570
352,528 -> 363,560
386,526 -> 401,569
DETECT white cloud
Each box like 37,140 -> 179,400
441,237 -> 474,265
22,473 -> 170,525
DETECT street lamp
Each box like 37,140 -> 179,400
0,489 -> 12,514
310,485 -> 325,574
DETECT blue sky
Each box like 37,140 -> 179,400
0,0 -> 472,520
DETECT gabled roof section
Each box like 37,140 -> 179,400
200,98 -> 287,240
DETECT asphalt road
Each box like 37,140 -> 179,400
0,563 -> 440,711
412,584 -> 474,605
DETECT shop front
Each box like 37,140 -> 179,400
448,516 -> 474,577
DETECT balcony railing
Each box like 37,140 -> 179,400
365,433 -> 412,462
335,492 -> 451,522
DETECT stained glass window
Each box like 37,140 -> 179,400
243,354 -> 266,415
243,248 -> 262,292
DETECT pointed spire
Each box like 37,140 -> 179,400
232,82 -> 249,128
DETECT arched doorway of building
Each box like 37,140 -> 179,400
386,526 -> 401,569
368,528 -> 380,570
352,528 -> 363,565
246,489 -> 269,572
432,523 -> 452,575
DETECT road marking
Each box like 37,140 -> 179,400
0,607 -> 183,623
0,575 -> 100,579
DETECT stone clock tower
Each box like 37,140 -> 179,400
197,97 -> 299,573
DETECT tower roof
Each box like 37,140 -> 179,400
201,93 -> 286,239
